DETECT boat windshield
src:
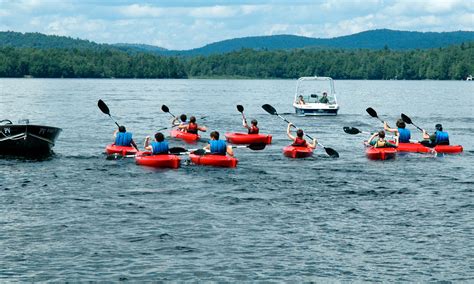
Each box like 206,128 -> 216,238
296,79 -> 335,104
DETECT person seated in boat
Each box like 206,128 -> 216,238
297,95 -> 306,105
144,132 -> 169,155
179,116 -> 207,134
243,119 -> 259,134
422,124 -> 449,146
319,92 -> 330,104
368,130 -> 398,148
287,123 -> 316,149
172,114 -> 188,132
204,131 -> 234,156
114,126 -> 138,150
384,119 -> 411,143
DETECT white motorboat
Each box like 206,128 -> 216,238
293,76 -> 339,116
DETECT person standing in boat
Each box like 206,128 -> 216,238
114,126 -> 139,150
319,92 -> 329,104
384,119 -> 411,143
243,119 -> 259,134
422,124 -> 450,146
144,132 -> 169,154
179,116 -> 207,134
172,114 -> 188,132
204,131 -> 234,156
368,130 -> 399,148
287,123 -> 316,149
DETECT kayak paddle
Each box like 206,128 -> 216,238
237,104 -> 247,124
189,143 -> 267,156
401,113 -> 423,132
366,107 -> 385,123
98,99 -> 120,128
161,104 -> 176,118
343,126 -> 369,135
262,104 -> 339,158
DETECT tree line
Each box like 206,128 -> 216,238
0,43 -> 472,80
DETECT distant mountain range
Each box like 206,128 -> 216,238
1,29 -> 473,56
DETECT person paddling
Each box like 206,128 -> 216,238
179,116 -> 207,134
287,123 -> 316,149
422,124 -> 449,146
368,130 -> 398,148
144,132 -> 169,155
243,119 -> 259,134
172,114 -> 188,132
114,125 -> 139,150
204,131 -> 234,156
384,119 -> 411,143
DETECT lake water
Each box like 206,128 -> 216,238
0,79 -> 473,281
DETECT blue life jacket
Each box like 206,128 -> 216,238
151,141 -> 169,155
115,132 -> 132,146
435,131 -> 449,145
209,140 -> 227,155
398,128 -> 411,143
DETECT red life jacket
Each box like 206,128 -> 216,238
188,122 -> 198,134
248,125 -> 259,134
292,137 -> 307,147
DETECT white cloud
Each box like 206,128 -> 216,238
118,4 -> 165,18
189,5 -> 238,18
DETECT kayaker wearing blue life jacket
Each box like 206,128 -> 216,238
172,114 -> 188,132
287,123 -> 317,149
243,119 -> 259,134
179,116 -> 207,134
204,131 -> 234,156
368,130 -> 399,148
144,132 -> 169,155
384,119 -> 411,143
422,124 -> 450,146
114,126 -> 138,150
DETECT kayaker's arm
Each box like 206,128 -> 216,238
368,132 -> 378,145
383,121 -> 397,133
287,123 -> 296,141
309,138 -> 317,149
198,125 -> 207,132
171,117 -> 179,127
226,145 -> 234,157
422,129 -> 430,140
131,139 -> 139,151
242,118 -> 250,129
144,136 -> 152,151
113,129 -> 118,138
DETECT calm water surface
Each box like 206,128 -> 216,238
0,79 -> 473,281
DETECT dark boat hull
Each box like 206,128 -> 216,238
0,124 -> 62,156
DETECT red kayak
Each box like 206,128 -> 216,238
283,145 -> 314,158
105,144 -> 137,156
170,129 -> 200,143
391,141 -> 463,154
189,153 -> 238,168
366,146 -> 397,160
225,132 -> 272,145
135,151 -> 180,169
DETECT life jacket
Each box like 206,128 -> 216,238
374,139 -> 386,148
115,132 -> 132,146
248,125 -> 259,134
209,140 -> 227,155
435,131 -> 449,145
151,141 -> 169,155
292,137 -> 307,147
398,128 -> 411,143
188,122 -> 198,134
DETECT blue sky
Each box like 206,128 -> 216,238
1,0 -> 472,50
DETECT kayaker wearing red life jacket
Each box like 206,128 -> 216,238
384,119 -> 411,143
368,130 -> 399,148
204,131 -> 234,156
179,116 -> 207,134
422,124 -> 450,146
243,119 -> 259,134
172,114 -> 188,132
144,132 -> 169,155
287,123 -> 316,149
114,125 -> 139,150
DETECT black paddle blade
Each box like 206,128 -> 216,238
169,147 -> 187,154
262,104 -> 277,115
366,107 -> 378,118
236,105 -> 244,112
400,113 -> 412,124
161,105 -> 170,113
419,140 -> 435,148
343,126 -> 361,135
98,99 -> 110,115
325,147 -> 339,158
247,143 -> 266,151
192,149 -> 206,156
